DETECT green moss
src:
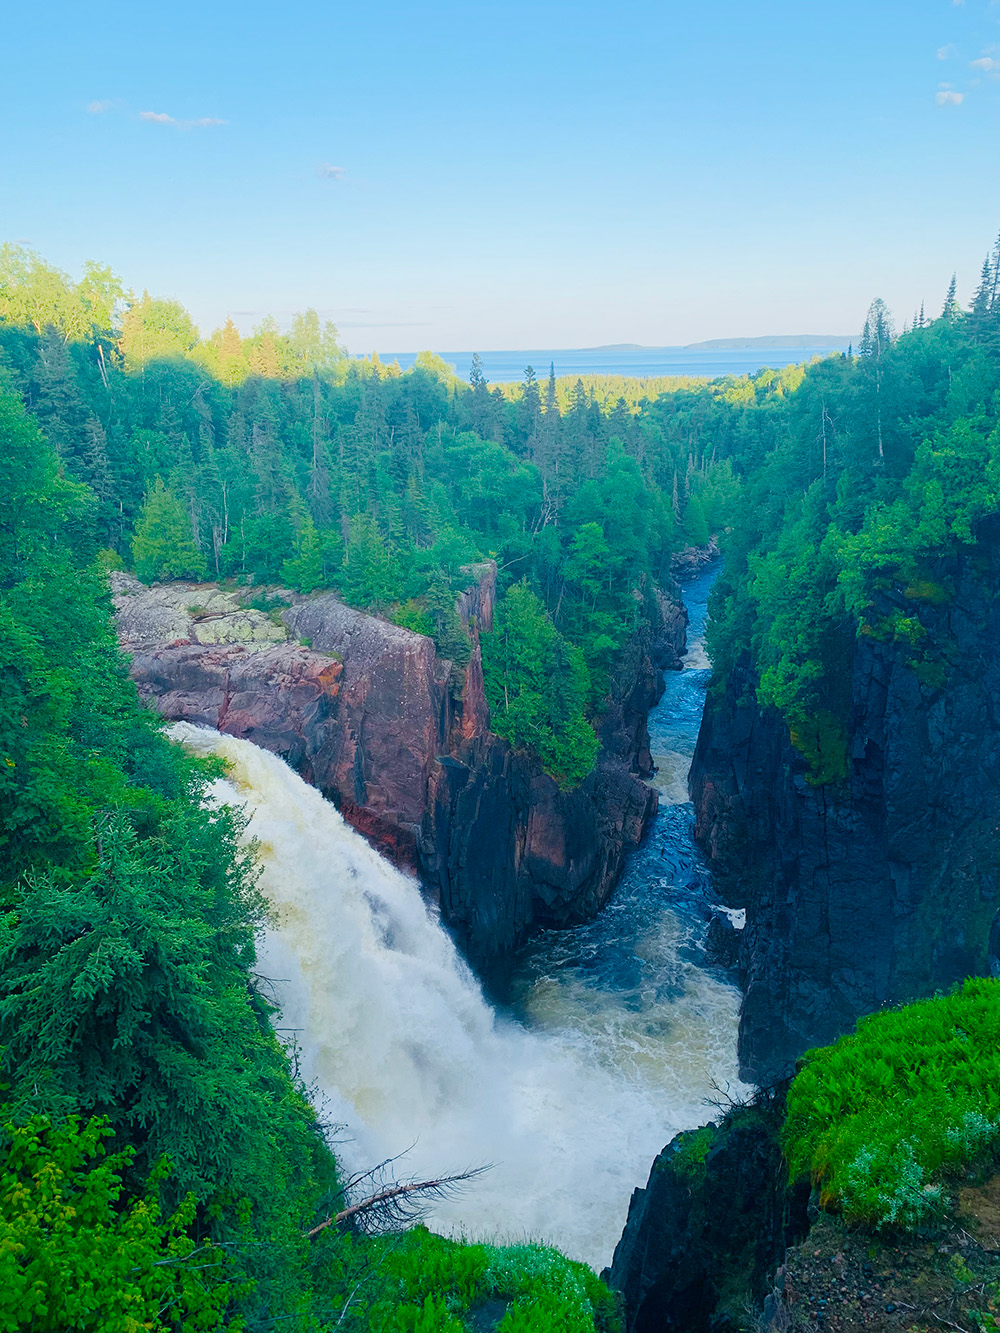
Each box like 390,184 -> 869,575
903,580 -> 952,605
908,657 -> 947,689
783,979 -> 1000,1231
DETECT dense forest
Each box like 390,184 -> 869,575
698,252 -> 1000,783
0,244 -> 740,785
5,235 -> 1000,1329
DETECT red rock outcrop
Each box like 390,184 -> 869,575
113,568 -> 683,976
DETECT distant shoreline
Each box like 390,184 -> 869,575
364,341 -> 855,384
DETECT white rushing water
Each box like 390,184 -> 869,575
171,699 -> 744,1269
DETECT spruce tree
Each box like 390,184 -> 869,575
941,273 -> 960,322
34,330 -> 91,470
131,479 -> 207,583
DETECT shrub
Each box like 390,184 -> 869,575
0,1114 -> 239,1332
352,1228 -> 620,1333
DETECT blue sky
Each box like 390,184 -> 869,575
2,1 -> 999,352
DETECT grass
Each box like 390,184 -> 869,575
783,978 -> 1000,1231
353,1228 -> 622,1333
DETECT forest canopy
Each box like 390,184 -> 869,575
0,244 -> 735,786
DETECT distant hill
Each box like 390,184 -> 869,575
584,336 -> 854,354
684,334 -> 854,350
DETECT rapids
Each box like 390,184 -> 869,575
169,566 -> 745,1269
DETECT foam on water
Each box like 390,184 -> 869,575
166,563 -> 745,1269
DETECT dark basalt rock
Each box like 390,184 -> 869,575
113,567 -> 685,977
607,1090 -> 805,1333
690,517 -> 1000,1084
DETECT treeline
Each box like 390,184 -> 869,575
698,238 -> 1000,781
0,244 -> 738,785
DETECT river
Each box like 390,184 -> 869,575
169,565 -> 745,1270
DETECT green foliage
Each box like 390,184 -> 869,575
0,250 -> 727,776
783,979 -> 1000,1230
0,386 -> 341,1322
280,513 -> 328,593
482,583 -> 598,787
339,514 -> 404,607
0,1114 -> 239,1332
132,478 -> 208,582
346,1227 -> 620,1333
700,282 -> 1000,781
668,1125 -> 715,1180
392,598 -> 435,637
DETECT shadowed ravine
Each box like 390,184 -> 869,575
170,568 -> 744,1270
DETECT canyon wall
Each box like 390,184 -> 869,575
114,567 -> 686,975
690,518 -> 1000,1084
607,1091 -> 803,1333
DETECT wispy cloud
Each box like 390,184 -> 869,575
87,99 -> 114,114
970,55 -> 1000,73
139,110 -> 228,128
936,89 -> 965,105
338,321 -> 427,329
317,163 -> 346,181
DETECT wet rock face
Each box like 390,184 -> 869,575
654,580 -> 689,673
608,1093 -> 803,1333
114,568 -> 682,974
690,522 -> 1000,1084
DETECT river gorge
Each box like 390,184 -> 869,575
169,567 -> 745,1270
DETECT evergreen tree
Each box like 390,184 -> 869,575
469,352 -> 493,438
118,291 -> 199,368
339,513 -> 402,606
34,330 -> 91,469
859,297 -> 894,461
281,512 -> 327,592
132,478 -> 208,582
941,272 -> 960,322
481,583 -> 598,788
517,365 -> 541,456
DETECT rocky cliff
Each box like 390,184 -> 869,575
690,520 -> 1000,1084
607,1091 -> 802,1333
609,1092 -> 1000,1333
114,568 -> 684,975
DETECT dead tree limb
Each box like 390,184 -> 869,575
306,1166 -> 491,1238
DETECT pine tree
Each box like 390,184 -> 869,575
859,298 -> 894,461
281,512 -> 326,592
517,365 -> 542,461
34,331 -> 91,469
83,421 -> 120,550
469,353 -> 493,439
216,317 -> 246,387
941,273 -> 960,322
132,478 -> 208,582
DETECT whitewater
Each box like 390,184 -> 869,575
169,574 -> 745,1269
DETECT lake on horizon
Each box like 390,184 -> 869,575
365,343 -> 855,383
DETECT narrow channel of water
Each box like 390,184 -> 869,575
499,563 -> 748,1246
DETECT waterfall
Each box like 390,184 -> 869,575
170,721 -> 744,1269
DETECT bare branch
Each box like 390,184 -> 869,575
306,1165 -> 491,1238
